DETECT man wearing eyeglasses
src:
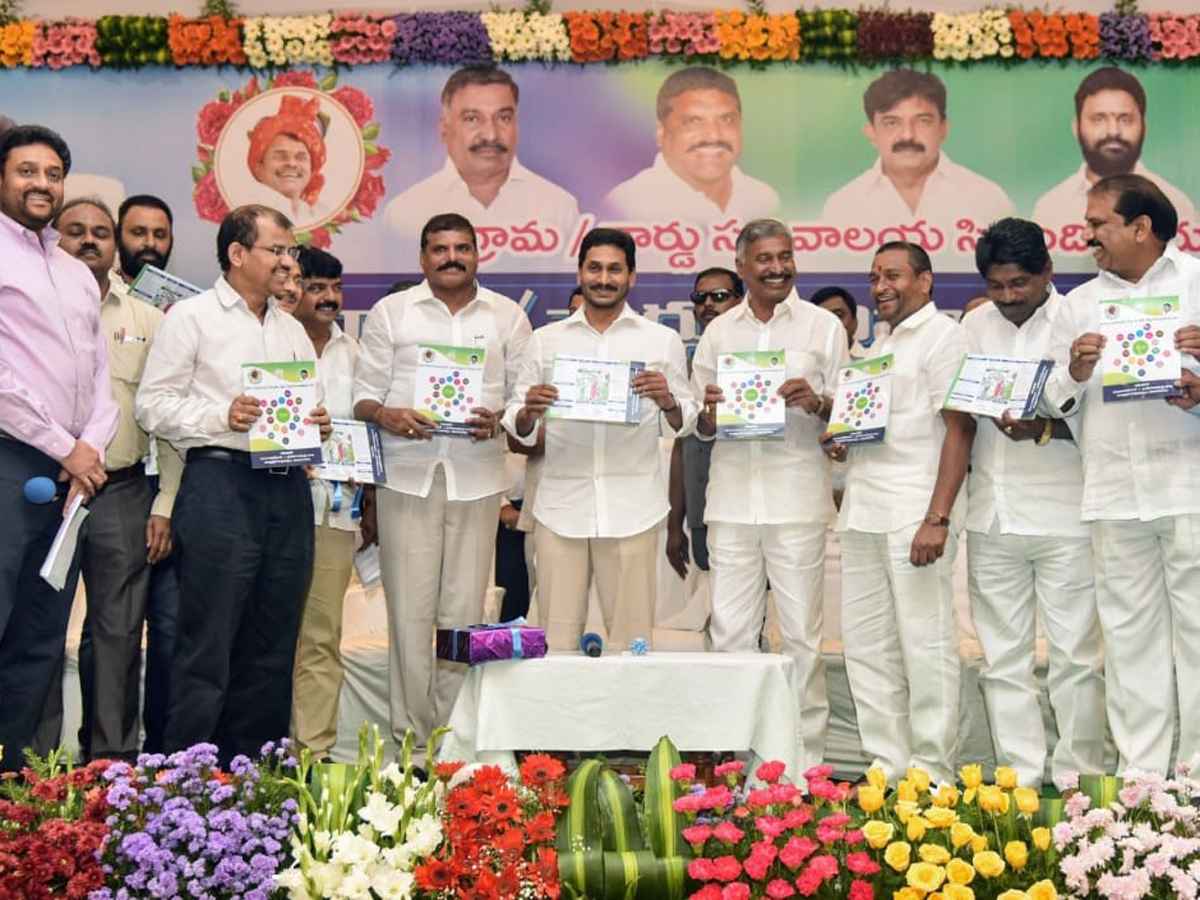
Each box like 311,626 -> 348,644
136,204 -> 331,763
691,219 -> 848,770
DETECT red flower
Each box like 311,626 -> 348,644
331,85 -> 374,127
690,886 -> 723,900
469,765 -> 510,792
520,753 -> 565,787
447,787 -> 482,818
755,760 -> 786,783
525,810 -> 556,843
193,171 -> 229,224
848,879 -> 875,900
712,855 -> 743,882
365,147 -> 392,171
484,787 -> 523,824
307,228 -> 333,249
272,70 -> 318,88
689,857 -> 717,881
196,99 -> 236,146
493,825 -> 526,856
459,869 -> 501,900
722,883 -> 751,900
415,857 -> 456,891
846,852 -> 879,875
767,880 -> 797,899
780,836 -> 818,869
434,761 -> 466,780
496,864 -> 521,897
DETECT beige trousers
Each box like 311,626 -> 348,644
377,468 -> 501,746
535,523 -> 658,652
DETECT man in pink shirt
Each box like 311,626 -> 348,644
0,124 -> 118,769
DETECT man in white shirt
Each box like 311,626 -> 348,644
136,204 -> 330,763
507,228 -> 698,651
965,218 -> 1106,788
824,241 -> 975,785
384,66 -> 580,267
1033,67 -> 1197,244
604,66 -> 781,224
692,219 -> 847,769
1043,175 -> 1200,775
354,213 -> 531,747
821,70 -> 1013,250
289,245 -> 368,760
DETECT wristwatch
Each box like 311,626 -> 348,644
923,511 -> 950,527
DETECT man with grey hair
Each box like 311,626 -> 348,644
691,219 -> 846,769
384,65 -> 580,257
604,66 -> 781,221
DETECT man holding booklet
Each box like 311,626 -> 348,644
353,213 -> 530,749
960,217 -> 1105,789
507,228 -> 697,653
1043,174 -> 1200,775
691,218 -> 846,770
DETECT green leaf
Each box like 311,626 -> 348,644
558,758 -> 604,854
597,769 -> 645,852
601,852 -> 688,900
1078,775 -> 1124,810
217,89 -> 231,102
191,165 -> 207,183
360,122 -> 381,141
319,70 -> 339,91
559,850 -> 606,900
644,736 -> 690,859
363,141 -> 378,155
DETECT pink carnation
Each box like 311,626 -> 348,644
756,816 -> 786,839
767,879 -> 797,898
723,884 -> 751,900
782,807 -> 814,829
671,763 -> 697,781
795,868 -> 823,897
689,858 -> 717,882
808,854 -> 840,880
690,884 -> 723,900
846,852 -> 880,875
849,880 -> 875,900
756,760 -> 787,783
715,761 -> 746,777
683,825 -> 713,845
780,836 -> 818,869
804,764 -> 835,780
750,841 -> 779,861
714,821 -> 745,843
712,855 -> 743,882
744,854 -> 771,881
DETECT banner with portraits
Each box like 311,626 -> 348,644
5,60 -> 1199,330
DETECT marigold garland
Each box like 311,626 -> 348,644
0,19 -> 34,67
564,11 -> 650,63
713,10 -> 801,62
167,14 -> 246,66
1009,10 -> 1101,59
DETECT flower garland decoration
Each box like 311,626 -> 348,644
648,12 -> 722,58
481,10 -> 572,62
712,10 -> 801,62
857,10 -> 935,61
1099,11 -> 1153,60
167,15 -> 245,67
1148,12 -> 1200,60
93,15 -> 169,67
564,11 -> 651,63
329,12 -> 396,66
0,19 -> 34,67
391,12 -> 492,67
798,10 -> 857,62
29,18 -> 99,68
932,9 -> 1014,61
1009,10 -> 1101,60
242,14 -> 333,69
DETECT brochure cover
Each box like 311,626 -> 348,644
827,354 -> 894,445
413,344 -> 487,437
1099,295 -> 1182,401
546,355 -> 645,425
715,350 -> 787,439
942,354 -> 1054,419
242,360 -> 322,468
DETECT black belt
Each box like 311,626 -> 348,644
105,462 -> 145,484
186,446 -> 294,475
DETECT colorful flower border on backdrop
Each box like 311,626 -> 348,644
4,6 -> 1200,69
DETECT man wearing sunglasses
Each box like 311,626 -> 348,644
691,219 -> 848,771
136,204 -> 331,763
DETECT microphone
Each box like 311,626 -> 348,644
580,632 -> 603,657
23,476 -> 57,505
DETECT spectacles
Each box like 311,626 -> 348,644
250,244 -> 302,261
691,289 -> 737,305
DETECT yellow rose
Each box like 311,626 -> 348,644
978,785 -> 1009,813
919,843 -> 951,865
963,788 -> 976,805
906,862 -> 947,893
867,766 -> 888,791
894,889 -> 922,900
1028,880 -> 1058,900
895,800 -> 919,824
1031,827 -> 1051,852
946,858 -> 976,885
907,817 -> 928,842
858,785 -> 885,813
897,779 -> 919,803
907,767 -> 932,793
994,766 -> 1019,789
926,807 -> 959,829
943,885 -> 976,900
932,784 -> 960,808
997,892 -> 1030,900
973,851 -> 1006,878
864,820 -> 895,849
950,822 -> 975,849
960,764 -> 983,789
971,835 -> 990,855
1013,787 -> 1039,815
1004,841 -> 1029,870
885,841 -> 913,872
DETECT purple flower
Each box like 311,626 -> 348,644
391,12 -> 492,66
1099,12 -> 1152,60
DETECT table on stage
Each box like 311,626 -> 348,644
440,651 -> 803,773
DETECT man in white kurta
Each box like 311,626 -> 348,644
828,241 -> 974,786
353,213 -> 531,747
1043,175 -> 1200,775
691,219 -> 846,770
507,228 -> 697,651
964,218 -> 1106,788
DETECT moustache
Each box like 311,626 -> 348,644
891,140 -> 926,153
469,140 -> 509,155
687,141 -> 734,154
315,300 -> 340,312
437,261 -> 467,272
78,243 -> 101,256
1087,238 -> 1102,248
1097,138 -> 1133,152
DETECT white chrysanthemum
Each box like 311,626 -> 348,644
372,869 -> 416,900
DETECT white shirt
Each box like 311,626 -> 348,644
353,281 -> 531,502
504,304 -> 698,539
691,291 -> 848,526
821,153 -> 1014,254
383,157 -> 580,269
603,153 -> 782,224
313,323 -> 360,531
839,303 -> 969,533
135,277 -> 317,452
962,290 -> 1088,538
1042,244 -> 1200,522
1033,162 -> 1198,241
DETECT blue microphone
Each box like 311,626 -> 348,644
580,632 -> 603,657
23,476 -> 57,505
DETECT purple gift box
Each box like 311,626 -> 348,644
435,623 -> 547,665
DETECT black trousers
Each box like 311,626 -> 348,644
163,456 -> 313,763
0,440 -> 79,772
496,500 -> 530,622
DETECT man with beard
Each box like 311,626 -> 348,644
136,204 -> 330,762
1033,68 -> 1197,240
354,213 -> 530,749
115,195 -> 174,290
0,125 -> 118,770
53,197 -> 182,761
507,228 -> 697,652
692,221 -> 847,769
1043,175 -> 1200,775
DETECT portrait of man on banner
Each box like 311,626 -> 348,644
821,69 -> 1013,248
